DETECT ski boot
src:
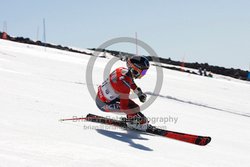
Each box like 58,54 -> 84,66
126,112 -> 149,131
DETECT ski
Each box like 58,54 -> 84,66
85,113 -> 211,146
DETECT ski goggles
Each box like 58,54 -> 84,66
132,69 -> 147,78
128,60 -> 148,78
141,69 -> 148,76
131,67 -> 148,78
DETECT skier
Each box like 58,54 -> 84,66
96,56 -> 150,131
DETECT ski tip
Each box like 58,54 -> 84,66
200,136 -> 212,146
206,137 -> 212,144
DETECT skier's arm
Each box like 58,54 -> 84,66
134,87 -> 147,103
123,70 -> 147,103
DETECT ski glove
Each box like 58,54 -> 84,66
139,93 -> 147,103
135,87 -> 147,103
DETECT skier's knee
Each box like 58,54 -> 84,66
95,96 -> 106,112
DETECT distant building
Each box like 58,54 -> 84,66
2,32 -> 7,39
248,72 -> 250,81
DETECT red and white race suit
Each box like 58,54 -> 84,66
97,67 -> 138,111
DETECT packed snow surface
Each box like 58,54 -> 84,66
0,39 -> 250,167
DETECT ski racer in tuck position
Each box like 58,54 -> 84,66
96,56 -> 150,131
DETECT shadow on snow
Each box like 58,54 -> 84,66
96,129 -> 153,151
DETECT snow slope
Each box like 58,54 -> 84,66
0,39 -> 250,167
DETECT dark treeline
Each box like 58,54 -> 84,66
0,31 -> 92,56
91,48 -> 249,81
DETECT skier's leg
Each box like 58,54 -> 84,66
96,96 -> 120,112
95,96 -> 107,112
125,99 -> 149,131
96,97 -> 148,130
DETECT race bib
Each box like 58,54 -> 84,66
101,79 -> 119,101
